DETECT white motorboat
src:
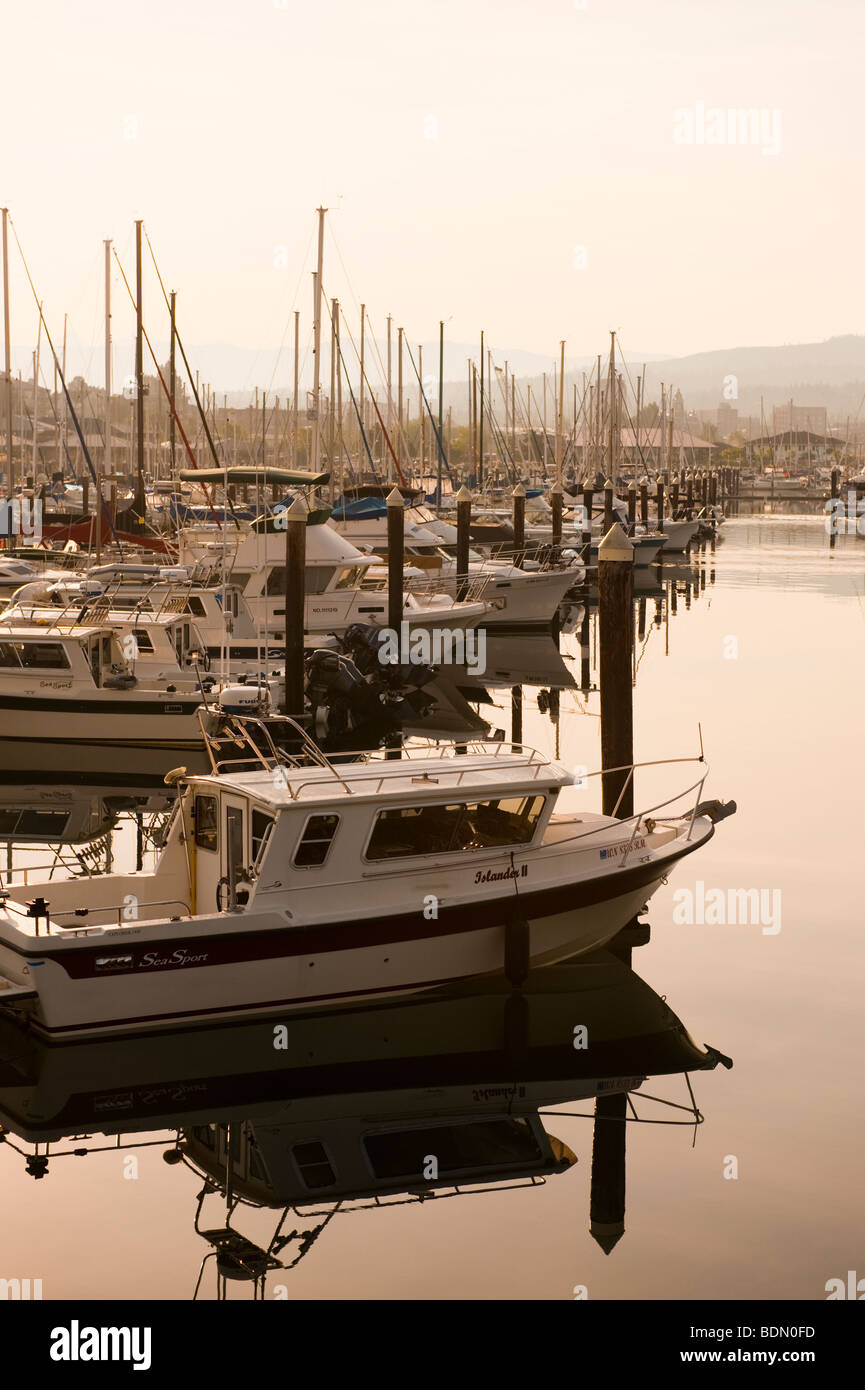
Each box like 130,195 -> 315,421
0,711 -> 733,1039
176,509 -> 490,644
0,594 -> 215,762
659,519 -> 701,552
332,495 -> 582,626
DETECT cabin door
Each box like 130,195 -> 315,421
223,798 -> 249,908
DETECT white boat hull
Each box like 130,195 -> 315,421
0,878 -> 659,1038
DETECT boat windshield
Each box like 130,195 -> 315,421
366,795 -> 545,860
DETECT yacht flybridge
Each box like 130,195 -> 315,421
0,597 -> 210,759
176,509 -> 490,642
0,711 -> 734,1040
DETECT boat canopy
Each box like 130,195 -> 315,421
178,466 -> 331,487
341,484 -> 426,503
330,496 -> 388,520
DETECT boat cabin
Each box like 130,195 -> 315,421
183,1110 -> 576,1206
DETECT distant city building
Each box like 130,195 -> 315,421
745,430 -> 841,467
772,403 -> 827,437
717,401 -> 738,436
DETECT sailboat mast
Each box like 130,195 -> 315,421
292,309 -> 299,467
102,239 -> 112,560
1,208 -> 11,498
61,315 -> 68,479
556,340 -> 565,486
32,313 -> 41,482
479,330 -> 484,492
437,319 -> 443,512
594,354 -> 601,481
359,303 -> 366,448
310,205 -> 326,478
169,290 -> 176,474
607,330 -> 617,486
134,219 -> 146,516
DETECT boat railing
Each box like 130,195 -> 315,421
535,755 -> 711,867
468,547 -> 579,575
404,572 -> 491,605
195,712 -> 554,798
196,709 -> 357,795
52,898 -> 192,931
0,894 -> 192,934
0,574 -> 206,632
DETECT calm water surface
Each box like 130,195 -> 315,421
1,516 -> 863,1300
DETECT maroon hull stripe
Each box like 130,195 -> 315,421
11,829 -> 710,982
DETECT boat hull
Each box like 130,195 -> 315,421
0,867 -> 670,1040
0,693 -> 201,742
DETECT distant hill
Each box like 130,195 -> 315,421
642,335 -> 865,417
14,333 -> 865,424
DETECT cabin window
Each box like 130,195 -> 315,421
89,640 -> 101,686
363,1119 -> 542,1180
248,1143 -> 268,1183
129,628 -> 154,653
251,809 -> 275,868
365,795 -> 545,861
293,813 -> 339,867
186,596 -> 207,618
265,566 -> 335,596
194,795 -> 219,852
191,1124 -> 217,1152
1,641 -> 72,670
173,623 -> 191,665
333,565 -> 366,590
291,1141 -> 335,1190
0,809 -> 69,837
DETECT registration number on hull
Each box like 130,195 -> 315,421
599,836 -> 646,861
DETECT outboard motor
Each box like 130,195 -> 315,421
218,684 -> 271,716
342,622 -> 436,690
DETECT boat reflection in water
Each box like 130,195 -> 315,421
0,951 -> 731,1298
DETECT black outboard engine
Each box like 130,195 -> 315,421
342,623 -> 436,690
305,627 -> 439,749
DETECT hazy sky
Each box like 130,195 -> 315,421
3,0 -> 863,389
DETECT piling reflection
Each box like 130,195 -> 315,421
0,952 -> 731,1298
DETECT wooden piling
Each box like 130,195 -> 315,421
589,1089 -> 627,1254
511,684 -> 523,746
512,482 -> 526,564
279,496 -> 307,717
579,604 -> 591,693
598,523 -> 634,819
387,487 -> 404,633
656,474 -> 665,526
603,477 -> 614,534
581,479 -> 594,554
550,479 -> 563,546
456,484 -> 471,601
640,480 -> 649,529
626,481 -> 636,536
